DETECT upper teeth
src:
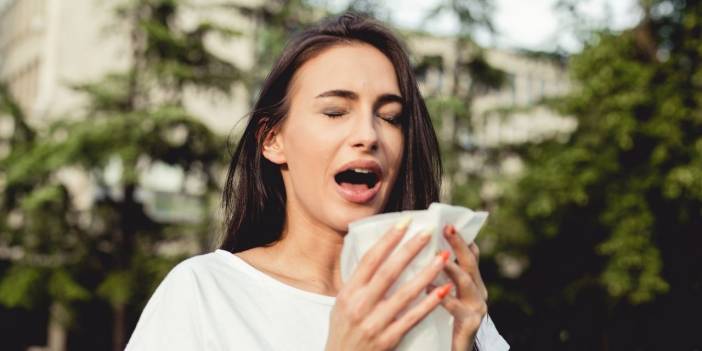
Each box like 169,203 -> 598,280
352,168 -> 372,174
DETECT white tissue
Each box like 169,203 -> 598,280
340,203 -> 489,351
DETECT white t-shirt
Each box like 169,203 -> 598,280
126,250 -> 509,350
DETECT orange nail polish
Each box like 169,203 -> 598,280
436,283 -> 453,298
443,225 -> 456,236
438,250 -> 450,263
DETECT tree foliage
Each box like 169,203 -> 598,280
0,0 -> 241,349
486,0 -> 702,349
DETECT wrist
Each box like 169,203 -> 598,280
452,328 -> 478,351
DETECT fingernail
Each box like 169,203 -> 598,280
443,225 -> 456,236
394,215 -> 412,230
418,226 -> 435,239
437,250 -> 450,263
436,283 -> 453,299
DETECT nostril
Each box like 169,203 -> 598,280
353,141 -> 378,151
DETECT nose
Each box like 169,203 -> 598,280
349,110 -> 379,152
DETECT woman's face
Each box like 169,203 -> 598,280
263,43 -> 404,233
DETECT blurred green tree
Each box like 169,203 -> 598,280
0,82 -> 90,351
0,0 -> 242,349
488,0 -> 702,349
236,0 -> 322,102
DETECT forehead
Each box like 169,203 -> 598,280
289,43 -> 401,99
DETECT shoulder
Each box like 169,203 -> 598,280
167,251 -> 218,279
167,249 -> 240,279
139,252 -> 223,309
157,250 -> 256,299
153,252 -> 215,292
125,251 -> 227,350
132,251 -> 231,323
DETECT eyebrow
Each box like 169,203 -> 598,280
315,89 -> 404,111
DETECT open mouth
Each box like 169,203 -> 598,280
333,161 -> 383,204
334,168 -> 379,190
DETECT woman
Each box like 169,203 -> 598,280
126,13 -> 508,351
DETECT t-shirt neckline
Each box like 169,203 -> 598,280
214,249 -> 337,306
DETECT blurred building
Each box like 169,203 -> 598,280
408,33 -> 575,148
0,0 -> 260,222
0,0 -> 256,128
407,33 -> 575,205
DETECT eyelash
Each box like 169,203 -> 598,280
323,111 -> 402,125
323,111 -> 346,118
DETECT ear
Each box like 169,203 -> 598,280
261,128 -> 286,165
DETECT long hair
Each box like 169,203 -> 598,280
220,12 -> 442,252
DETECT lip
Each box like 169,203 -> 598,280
333,159 -> 384,204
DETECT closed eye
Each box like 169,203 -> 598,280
322,110 -> 401,124
323,111 -> 346,118
377,113 -> 402,125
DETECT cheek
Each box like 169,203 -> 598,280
284,122 -> 337,178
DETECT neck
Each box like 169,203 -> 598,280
245,203 -> 346,296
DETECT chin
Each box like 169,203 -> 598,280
330,202 -> 385,233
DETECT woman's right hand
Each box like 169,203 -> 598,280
325,217 -> 452,351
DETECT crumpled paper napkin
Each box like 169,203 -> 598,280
340,203 -> 490,351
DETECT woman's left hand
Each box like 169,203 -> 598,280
428,224 -> 489,351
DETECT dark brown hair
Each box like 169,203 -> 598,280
219,12 -> 442,252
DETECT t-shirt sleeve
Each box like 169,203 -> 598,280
475,313 -> 510,351
125,262 -> 206,351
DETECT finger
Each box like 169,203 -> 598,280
442,229 -> 488,301
380,282 -> 453,347
371,250 -> 450,327
444,225 -> 487,297
443,260 -> 482,300
346,215 -> 412,290
443,224 -> 477,273
437,292 -> 485,332
434,269 -> 488,333
365,228 -> 434,305
437,288 -> 462,315
468,242 -> 480,263
467,243 -> 487,300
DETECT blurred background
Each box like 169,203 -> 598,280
0,0 -> 700,350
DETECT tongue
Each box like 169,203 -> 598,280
338,182 -> 369,192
